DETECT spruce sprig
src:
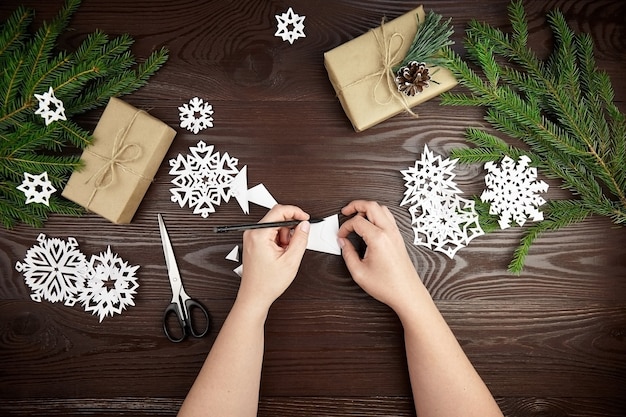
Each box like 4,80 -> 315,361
0,0 -> 168,228
394,10 -> 454,71
440,0 -> 626,273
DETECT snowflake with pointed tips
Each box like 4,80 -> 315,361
401,145 -> 461,206
481,155 -> 549,229
78,246 -> 139,322
401,146 -> 483,258
275,7 -> 306,44
16,171 -> 57,206
169,141 -> 240,218
408,195 -> 484,258
34,86 -> 67,125
15,234 -> 88,305
179,97 -> 214,134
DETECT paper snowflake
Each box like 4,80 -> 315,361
401,145 -> 483,258
401,145 -> 461,206
78,246 -> 139,322
16,171 -> 57,206
275,7 -> 306,44
34,86 -> 67,125
15,234 -> 88,305
481,155 -> 549,229
408,195 -> 484,258
169,141 -> 240,218
179,97 -> 214,134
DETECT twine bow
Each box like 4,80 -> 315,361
337,18 -> 417,117
84,110 -> 152,208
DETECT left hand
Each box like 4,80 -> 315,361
238,204 -> 311,310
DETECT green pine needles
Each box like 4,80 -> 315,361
440,0 -> 626,273
0,0 -> 168,228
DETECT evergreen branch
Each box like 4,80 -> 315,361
508,200 -> 592,273
0,5 -> 32,58
395,10 -> 454,71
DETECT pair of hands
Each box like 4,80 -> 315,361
238,200 -> 422,314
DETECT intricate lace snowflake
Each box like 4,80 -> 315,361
78,246 -> 139,322
275,7 -> 306,44
401,145 -> 483,258
408,195 -> 484,258
15,234 -> 88,305
169,141 -> 240,218
179,97 -> 214,134
16,171 -> 57,206
481,155 -> 549,229
34,86 -> 67,125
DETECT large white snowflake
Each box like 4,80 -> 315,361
481,155 -> 549,229
15,234 -> 88,305
401,145 -> 483,258
16,171 -> 57,206
34,86 -> 67,125
179,97 -> 214,134
275,7 -> 306,44
77,246 -> 139,322
169,141 -> 240,218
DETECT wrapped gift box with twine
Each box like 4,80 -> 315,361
63,97 -> 176,223
324,5 -> 458,132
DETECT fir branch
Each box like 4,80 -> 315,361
394,10 -> 454,71
440,0 -> 626,272
0,5 -> 32,58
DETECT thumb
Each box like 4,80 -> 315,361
285,220 -> 310,257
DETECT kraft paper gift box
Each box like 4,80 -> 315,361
324,5 -> 458,132
62,97 -> 176,224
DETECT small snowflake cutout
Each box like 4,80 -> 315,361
481,155 -> 549,229
17,172 -> 57,206
78,246 -> 139,322
401,145 -> 483,258
275,7 -> 306,44
15,234 -> 88,305
179,97 -> 214,134
34,86 -> 67,125
169,141 -> 240,218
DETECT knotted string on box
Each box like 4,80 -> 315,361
84,110 -> 152,208
335,18 -> 417,118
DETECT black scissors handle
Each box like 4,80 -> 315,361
163,298 -> 210,343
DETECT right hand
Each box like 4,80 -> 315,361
337,200 -> 423,314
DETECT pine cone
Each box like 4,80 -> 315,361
394,61 -> 431,96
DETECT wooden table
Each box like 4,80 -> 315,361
1,0 -> 625,416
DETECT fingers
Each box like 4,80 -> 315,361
260,204 -> 310,223
340,200 -> 396,229
338,236 -> 363,275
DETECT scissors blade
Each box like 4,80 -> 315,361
158,214 -> 184,303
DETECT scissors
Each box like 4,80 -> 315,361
158,213 -> 210,342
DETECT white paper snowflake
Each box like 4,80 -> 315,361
15,234 -> 88,305
78,246 -> 139,322
179,97 -> 214,134
16,171 -> 57,206
275,7 -> 306,44
401,145 -> 483,258
408,195 -> 484,258
481,155 -> 549,229
169,141 -> 240,218
34,86 -> 67,125
401,145 -> 461,206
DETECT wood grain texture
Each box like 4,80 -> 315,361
1,0 -> 625,416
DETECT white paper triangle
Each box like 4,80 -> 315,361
247,184 -> 278,209
230,166 -> 249,214
307,214 -> 341,255
225,245 -> 240,262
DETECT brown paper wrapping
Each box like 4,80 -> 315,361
62,97 -> 176,224
324,6 -> 458,132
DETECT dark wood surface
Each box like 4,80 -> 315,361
1,0 -> 625,416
